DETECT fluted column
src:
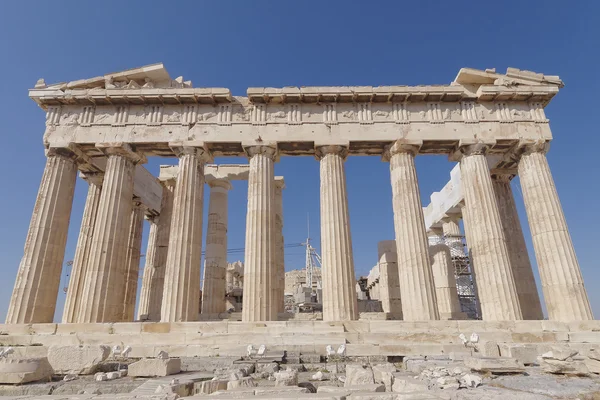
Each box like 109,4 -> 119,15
62,172 -> 103,323
79,144 -> 143,323
385,141 -> 439,321
201,179 -> 231,316
429,242 -> 464,320
137,178 -> 175,321
317,145 -> 358,321
7,148 -> 78,324
377,240 -> 402,317
458,143 -> 522,320
122,200 -> 145,321
492,174 -> 544,320
161,146 -> 208,322
274,177 -> 285,314
517,142 -> 593,320
242,145 -> 277,322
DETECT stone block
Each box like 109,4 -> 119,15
464,357 -> 524,373
227,376 -> 257,389
372,363 -> 396,391
498,344 -> 541,365
254,386 -> 311,395
47,345 -> 110,375
0,357 -> 53,384
474,340 -> 500,357
318,384 -> 385,394
347,393 -> 396,400
391,373 -> 429,393
538,357 -> 590,375
274,368 -> 299,386
128,358 -> 181,377
584,358 -> 600,374
196,379 -> 228,394
568,332 -> 600,343
210,387 -> 256,397
345,364 -> 375,387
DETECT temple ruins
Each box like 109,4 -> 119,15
1,63 -> 599,398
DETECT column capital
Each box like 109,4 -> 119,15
449,139 -> 496,161
96,143 -> 147,164
274,176 -> 285,190
207,178 -> 232,190
244,145 -> 277,160
144,213 -> 159,224
382,140 -> 422,161
490,172 -> 514,183
169,142 -> 213,163
315,145 -> 348,160
79,171 -> 104,187
511,139 -> 550,159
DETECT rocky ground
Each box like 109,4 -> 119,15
2,346 -> 600,399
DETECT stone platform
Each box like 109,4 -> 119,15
1,320 -> 599,360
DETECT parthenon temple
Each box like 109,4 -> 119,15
6,63 -> 593,327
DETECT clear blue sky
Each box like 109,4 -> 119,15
0,1 -> 598,322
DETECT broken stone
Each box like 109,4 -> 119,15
475,340 -> 500,357
464,357 -> 525,374
106,371 -> 120,380
227,376 -> 257,389
63,374 -> 77,381
256,361 -> 279,374
541,347 -> 578,361
584,358 -> 600,374
197,379 -> 228,395
539,357 -> 590,376
0,357 -> 53,384
498,344 -> 540,365
372,363 -> 396,391
436,376 -> 459,390
584,348 -> 600,361
157,350 -> 169,359
391,374 -> 429,393
47,345 -> 109,375
274,368 -> 298,386
345,364 -> 375,387
95,372 -> 108,381
128,358 -> 181,377
459,373 -> 482,388
311,370 -> 326,381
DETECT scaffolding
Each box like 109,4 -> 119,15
430,234 -> 480,319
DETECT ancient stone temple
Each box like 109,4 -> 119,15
3,64 -> 597,366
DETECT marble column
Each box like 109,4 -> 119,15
274,177 -> 285,314
317,145 -> 358,322
161,147 -> 208,322
62,172 -> 103,323
6,147 -> 78,324
201,179 -> 231,316
517,143 -> 593,320
458,143 -> 522,320
242,145 -> 277,322
385,141 -> 439,321
429,243 -> 464,320
137,178 -> 175,321
122,200 -> 145,321
79,144 -> 142,323
492,174 -> 544,320
377,240 -> 402,317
